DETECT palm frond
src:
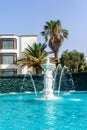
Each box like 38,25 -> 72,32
16,42 -> 49,73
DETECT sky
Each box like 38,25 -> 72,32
0,0 -> 87,59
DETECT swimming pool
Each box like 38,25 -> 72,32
0,92 -> 87,130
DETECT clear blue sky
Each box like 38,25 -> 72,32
0,0 -> 87,59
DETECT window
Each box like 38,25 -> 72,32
0,53 -> 17,64
0,69 -> 17,74
0,38 -> 17,49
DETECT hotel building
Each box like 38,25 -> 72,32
0,34 -> 37,74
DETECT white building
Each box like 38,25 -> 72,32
0,34 -> 37,74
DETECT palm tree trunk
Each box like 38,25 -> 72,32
54,52 -> 59,68
36,67 -> 42,74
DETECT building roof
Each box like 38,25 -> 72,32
0,34 -> 37,37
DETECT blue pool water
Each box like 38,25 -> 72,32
0,92 -> 87,130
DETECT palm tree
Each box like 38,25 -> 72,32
60,50 -> 87,72
41,20 -> 68,66
17,42 -> 48,74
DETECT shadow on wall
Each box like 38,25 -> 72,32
0,72 -> 87,93
0,74 -> 44,93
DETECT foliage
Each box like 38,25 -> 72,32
60,50 -> 87,72
41,20 -> 68,66
17,42 -> 49,74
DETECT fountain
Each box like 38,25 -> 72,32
20,57 -> 75,100
54,64 -> 75,95
41,57 -> 58,100
66,69 -> 75,92
21,73 -> 37,96
53,64 -> 62,91
58,65 -> 68,96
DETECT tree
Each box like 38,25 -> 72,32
60,50 -> 87,72
17,42 -> 48,74
41,20 -> 68,66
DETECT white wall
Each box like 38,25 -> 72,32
18,35 -> 37,74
